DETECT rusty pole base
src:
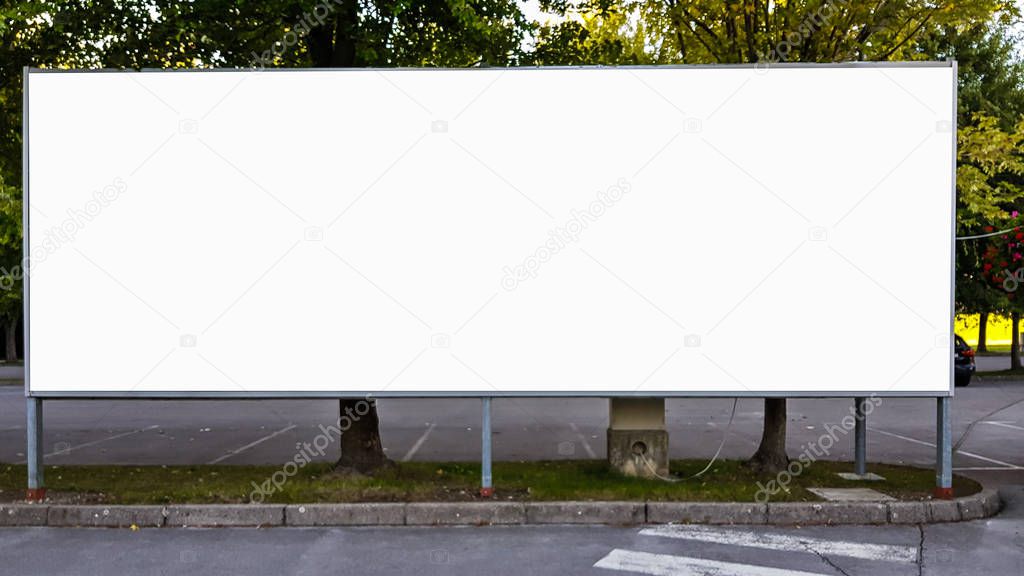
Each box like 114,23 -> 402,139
25,488 -> 46,502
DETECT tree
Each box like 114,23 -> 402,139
0,175 -> 21,361
966,115 -> 1024,366
925,19 -> 1024,341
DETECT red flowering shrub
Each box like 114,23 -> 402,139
982,213 -> 1024,295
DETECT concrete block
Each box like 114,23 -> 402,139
646,502 -> 766,525
980,489 -> 1002,517
0,504 -> 48,526
607,429 -> 668,478
927,500 -> 961,523
525,501 -> 644,524
887,501 -> 929,524
48,505 -> 165,528
285,503 -> 405,526
957,493 -> 988,521
405,502 -> 524,525
164,504 -> 283,527
768,502 -> 888,525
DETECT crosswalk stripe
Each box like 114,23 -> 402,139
640,525 -> 918,563
594,549 -> 829,576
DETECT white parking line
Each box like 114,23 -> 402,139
594,549 -> 828,576
954,466 -> 1024,471
569,422 -> 597,458
43,425 -> 160,458
401,422 -> 436,462
982,421 -> 1024,432
207,424 -> 296,464
870,427 -> 1023,469
641,525 -> 918,563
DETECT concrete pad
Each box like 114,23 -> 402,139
646,502 -> 766,525
836,472 -> 886,481
285,503 -> 405,526
47,505 -> 165,528
808,487 -> 895,501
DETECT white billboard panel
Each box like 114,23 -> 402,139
25,64 -> 955,396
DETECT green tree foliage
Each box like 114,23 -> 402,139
958,115 -> 1024,232
0,173 -> 21,361
532,0 -> 1017,65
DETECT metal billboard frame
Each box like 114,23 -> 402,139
21,62 -> 958,500
23,61 -> 957,400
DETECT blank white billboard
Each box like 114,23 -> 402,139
25,64 -> 955,396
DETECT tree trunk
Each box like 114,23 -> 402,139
747,398 -> 789,474
1012,311 -> 1022,370
335,398 -> 392,474
977,312 -> 988,352
315,4 -> 390,474
4,320 -> 16,362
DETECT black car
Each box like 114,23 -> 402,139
955,334 -> 976,387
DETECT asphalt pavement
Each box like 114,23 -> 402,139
1,365 -> 1022,575
2,487 -> 1021,576
1,376 -> 1022,489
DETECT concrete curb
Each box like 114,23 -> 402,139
0,489 -> 1001,527
164,504 -> 284,527
286,503 -> 405,526
525,501 -> 644,524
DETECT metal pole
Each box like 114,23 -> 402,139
480,397 -> 493,497
854,397 -> 867,476
26,397 -> 44,501
935,396 -> 953,499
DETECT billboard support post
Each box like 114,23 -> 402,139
480,397 -> 493,497
935,396 -> 953,499
854,397 -> 867,476
26,397 -> 44,501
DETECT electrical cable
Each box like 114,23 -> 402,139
957,227 -> 1019,240
639,398 -> 738,483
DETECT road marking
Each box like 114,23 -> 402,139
641,525 -> 917,563
43,425 -> 160,458
954,466 -> 1024,471
870,427 -> 1023,469
594,549 -> 829,576
569,422 -> 597,458
982,421 -> 1024,432
208,424 -> 296,464
401,422 -> 436,462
